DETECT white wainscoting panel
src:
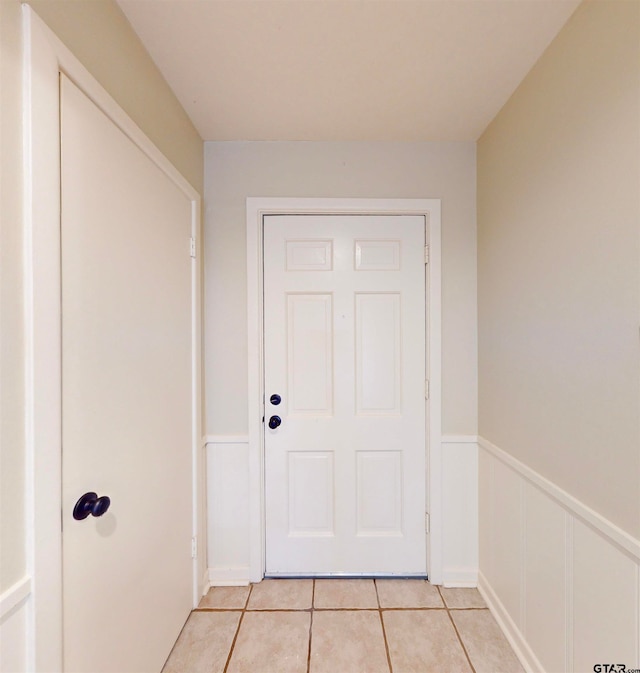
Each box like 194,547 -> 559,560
491,457 -> 524,629
478,444 -> 493,588
524,484 -> 567,673
207,434 -> 480,586
441,435 -> 478,586
572,519 -> 638,673
0,576 -> 31,673
206,436 -> 251,585
479,437 -> 640,673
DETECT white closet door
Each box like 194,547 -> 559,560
61,74 -> 193,673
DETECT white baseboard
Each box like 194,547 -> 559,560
200,570 -> 210,598
208,567 -> 251,586
478,571 -> 544,673
441,566 -> 478,587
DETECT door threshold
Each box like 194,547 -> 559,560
264,573 -> 429,580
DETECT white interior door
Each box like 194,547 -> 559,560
264,214 -> 427,575
61,75 -> 193,673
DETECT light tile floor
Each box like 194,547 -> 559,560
163,579 -> 524,673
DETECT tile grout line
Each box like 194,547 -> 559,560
438,586 -> 477,673
193,580 -> 493,673
306,580 -> 315,673
222,584 -> 253,673
374,579 -> 395,673
160,609 -> 192,672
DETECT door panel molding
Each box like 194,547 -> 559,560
246,197 -> 442,584
22,8 -> 203,670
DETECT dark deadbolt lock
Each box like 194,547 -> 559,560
270,394 -> 281,406
73,491 -> 111,520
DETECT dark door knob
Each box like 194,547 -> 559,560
73,492 -> 111,520
268,415 -> 282,429
270,394 -> 282,406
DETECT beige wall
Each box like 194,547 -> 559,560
29,0 -> 203,194
1,0 -> 27,592
0,0 -> 203,593
478,0 -> 640,537
204,141 -> 477,436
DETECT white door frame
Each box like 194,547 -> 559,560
246,197 -> 442,584
22,8 -> 203,670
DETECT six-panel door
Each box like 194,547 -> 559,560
264,214 -> 427,575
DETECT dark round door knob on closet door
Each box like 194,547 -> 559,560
268,415 -> 282,429
73,491 -> 111,520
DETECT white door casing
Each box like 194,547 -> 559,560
247,198 -> 442,584
263,214 -> 427,575
23,8 -> 203,670
60,75 -> 193,672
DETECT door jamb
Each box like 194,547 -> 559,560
23,8 -> 203,670
246,197 -> 442,584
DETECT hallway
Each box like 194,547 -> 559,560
163,579 -> 523,672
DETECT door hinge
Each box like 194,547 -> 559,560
425,379 -> 430,399
190,237 -> 196,258
191,536 -> 198,559
424,244 -> 430,264
425,512 -> 430,533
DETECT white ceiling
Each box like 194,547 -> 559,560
117,0 -> 580,142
